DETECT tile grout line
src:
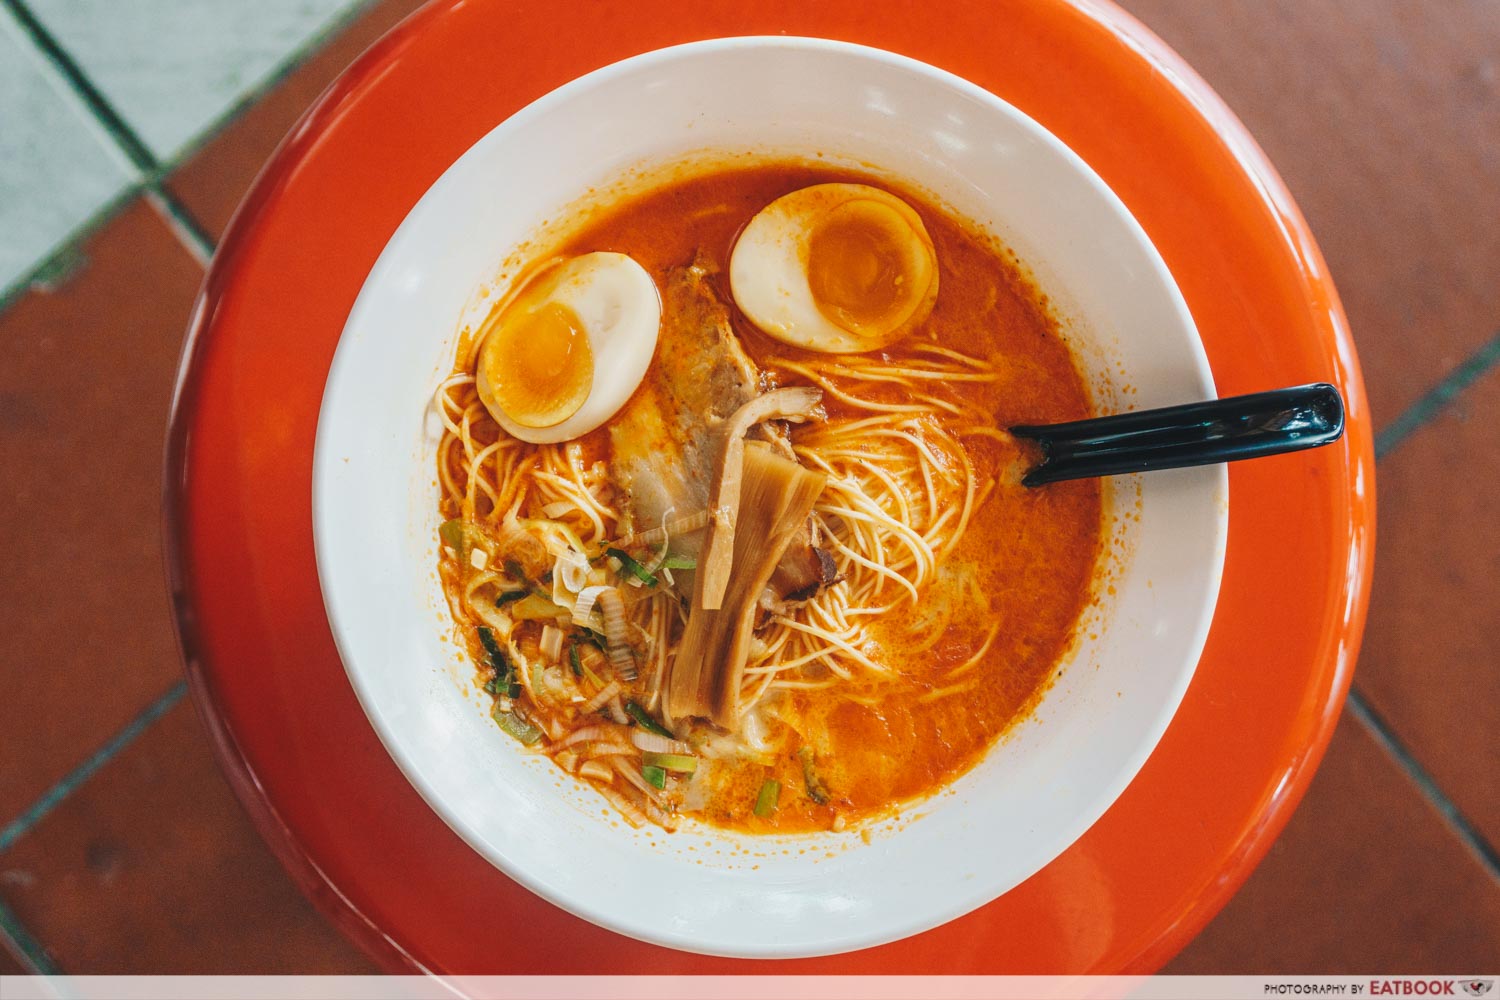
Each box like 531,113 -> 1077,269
0,0 -> 371,973
0,683 -> 186,977
1374,328 -> 1500,459
0,1 -> 205,973
0,898 -> 60,977
144,189 -> 215,267
1346,691 -> 1500,884
165,0 -> 383,172
0,173 -> 216,302
0,0 -> 384,299
1354,328 -> 1500,886
0,0 -> 156,175
0,184 -> 142,315
0,682 -> 186,855
0,0 -> 215,274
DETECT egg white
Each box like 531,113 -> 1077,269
728,183 -> 938,353
478,252 -> 660,443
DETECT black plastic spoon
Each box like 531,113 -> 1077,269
1010,382 -> 1345,487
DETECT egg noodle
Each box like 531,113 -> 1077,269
426,161 -> 1106,835
433,339 -> 1001,831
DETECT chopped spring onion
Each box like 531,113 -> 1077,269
438,515 -> 492,554
753,778 -> 781,818
605,547 -> 658,587
642,751 -> 698,775
641,765 -> 667,790
503,558 -> 529,585
799,747 -> 830,805
540,625 -> 564,662
518,516 -> 588,560
630,730 -> 692,755
510,593 -> 569,621
441,519 -> 497,566
606,695 -> 629,726
625,701 -> 673,738
659,554 -> 696,570
580,679 -> 623,715
572,585 -> 610,624
476,625 -> 505,661
549,724 -> 621,750
555,549 -> 592,593
477,625 -> 520,698
576,587 -> 635,681
575,640 -> 608,681
615,509 -> 711,549
568,644 -> 582,677
492,704 -> 542,745
578,759 -> 613,782
494,590 -> 527,607
580,662 -> 604,690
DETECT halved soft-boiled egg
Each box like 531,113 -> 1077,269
729,183 -> 939,353
475,252 -> 660,443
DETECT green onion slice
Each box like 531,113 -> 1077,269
580,663 -> 604,690
641,765 -> 667,790
799,746 -> 830,805
492,705 -> 542,745
509,593 -> 568,620
477,626 -> 520,698
753,779 -> 781,818
642,751 -> 698,774
483,673 -> 520,699
438,519 -> 467,551
605,547 -> 658,587
476,625 -> 503,662
625,701 -> 673,738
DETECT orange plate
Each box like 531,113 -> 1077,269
164,0 -> 1374,973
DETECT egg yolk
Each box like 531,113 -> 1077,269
806,198 -> 933,339
479,300 -> 594,428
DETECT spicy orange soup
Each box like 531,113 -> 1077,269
435,160 -> 1103,834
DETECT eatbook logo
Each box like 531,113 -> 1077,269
1461,983 -> 1494,998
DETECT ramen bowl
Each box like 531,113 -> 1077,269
313,37 -> 1228,957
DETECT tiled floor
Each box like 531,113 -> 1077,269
1,0 -> 1497,976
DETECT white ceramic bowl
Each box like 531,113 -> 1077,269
313,37 -> 1228,958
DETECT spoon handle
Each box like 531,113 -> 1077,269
1011,382 -> 1345,487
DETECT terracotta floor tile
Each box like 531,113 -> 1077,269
0,199 -> 202,821
166,0 -> 426,242
0,700 -> 378,974
1355,363 -> 1500,848
1165,713 -> 1500,972
1120,0 -> 1500,429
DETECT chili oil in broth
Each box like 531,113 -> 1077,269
454,161 -> 1102,832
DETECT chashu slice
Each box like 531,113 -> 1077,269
607,254 -> 834,600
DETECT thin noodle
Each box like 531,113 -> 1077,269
436,315 -> 1009,831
